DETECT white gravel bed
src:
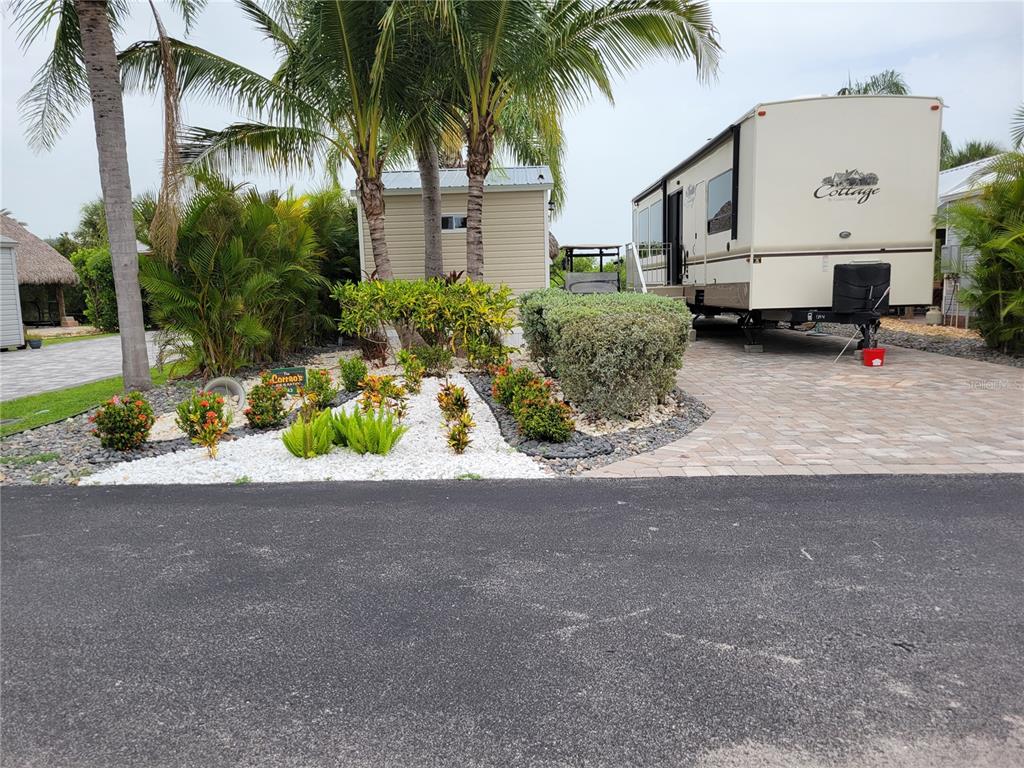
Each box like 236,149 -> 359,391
81,374 -> 549,485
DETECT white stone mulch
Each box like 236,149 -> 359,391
80,374 -> 549,485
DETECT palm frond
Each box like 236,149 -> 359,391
12,0 -> 90,151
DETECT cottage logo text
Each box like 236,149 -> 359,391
814,169 -> 880,204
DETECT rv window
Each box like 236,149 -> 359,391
637,207 -> 649,248
441,214 -> 467,231
707,170 -> 733,235
649,200 -> 664,246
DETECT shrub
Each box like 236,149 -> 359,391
358,374 -> 407,419
339,356 -> 369,391
437,382 -> 474,454
491,365 -> 573,443
445,411 -> 475,454
411,344 -> 453,377
331,408 -> 407,455
519,289 -> 692,418
466,338 -> 514,370
491,365 -> 542,407
396,349 -> 425,394
281,409 -> 334,459
513,392 -> 574,442
304,368 -> 338,408
243,372 -> 288,429
176,390 -> 233,458
89,391 -> 155,451
70,247 -> 120,331
437,382 -> 471,421
333,278 -> 516,356
140,178 -> 330,377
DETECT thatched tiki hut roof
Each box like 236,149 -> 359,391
0,213 -> 78,286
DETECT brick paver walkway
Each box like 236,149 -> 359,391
586,323 -> 1024,477
0,332 -> 160,402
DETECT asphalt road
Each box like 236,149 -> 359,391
3,476 -> 1023,767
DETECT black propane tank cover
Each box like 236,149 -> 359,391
832,263 -> 892,314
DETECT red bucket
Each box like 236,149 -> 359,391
863,348 -> 886,367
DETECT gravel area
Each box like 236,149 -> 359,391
79,374 -> 548,485
813,322 -> 1024,368
465,373 -> 712,475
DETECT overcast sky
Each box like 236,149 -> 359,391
2,1 -> 1021,244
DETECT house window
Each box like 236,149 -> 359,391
441,214 -> 467,231
707,169 -> 733,235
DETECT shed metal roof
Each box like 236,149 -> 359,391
378,165 -> 553,193
938,155 -> 1003,204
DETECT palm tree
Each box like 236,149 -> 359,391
406,0 -> 720,279
1010,103 -> 1023,150
140,177 -> 329,375
11,0 -> 203,390
939,152 -> 1024,354
121,0 -> 420,280
836,69 -> 909,96
941,139 -> 1005,171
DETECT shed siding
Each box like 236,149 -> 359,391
0,243 -> 25,348
360,189 -> 548,294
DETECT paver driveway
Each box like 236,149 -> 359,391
587,321 -> 1024,478
0,332 -> 160,401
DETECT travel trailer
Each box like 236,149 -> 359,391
629,95 -> 943,348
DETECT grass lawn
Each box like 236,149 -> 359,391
0,366 -> 181,438
36,332 -> 118,347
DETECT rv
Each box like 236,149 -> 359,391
629,95 -> 943,348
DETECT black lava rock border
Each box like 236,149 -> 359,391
464,373 -> 713,474
464,373 -> 614,459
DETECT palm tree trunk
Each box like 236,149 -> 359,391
75,0 -> 152,391
415,137 -> 444,278
465,127 -> 493,280
355,155 -> 393,280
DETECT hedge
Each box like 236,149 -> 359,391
519,289 -> 692,418
333,278 -> 516,353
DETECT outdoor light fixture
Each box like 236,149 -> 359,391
547,200 -> 555,214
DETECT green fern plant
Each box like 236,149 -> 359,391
281,409 -> 335,459
331,408 -> 407,455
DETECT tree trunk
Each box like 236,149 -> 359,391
355,154 -> 393,280
75,0 -> 152,391
416,138 -> 444,278
465,124 -> 494,280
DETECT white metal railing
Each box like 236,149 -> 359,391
625,243 -> 647,293
625,241 -> 669,291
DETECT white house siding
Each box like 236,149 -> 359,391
0,239 -> 25,348
361,189 -> 548,294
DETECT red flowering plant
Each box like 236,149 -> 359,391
243,371 -> 289,429
176,390 -> 233,459
89,391 -> 155,451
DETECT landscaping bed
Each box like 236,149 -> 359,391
2,283 -> 713,485
465,372 -> 710,474
0,347 -> 350,486
80,374 -> 546,485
